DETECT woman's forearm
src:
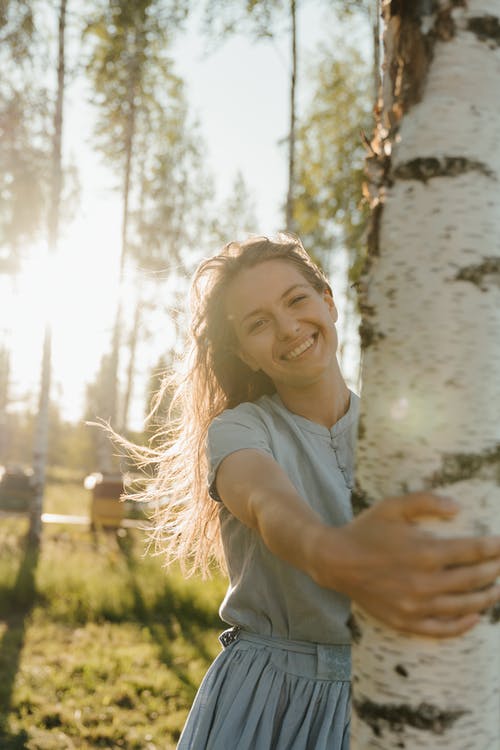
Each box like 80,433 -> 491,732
216,449 -> 500,636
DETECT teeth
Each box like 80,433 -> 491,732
284,336 -> 315,360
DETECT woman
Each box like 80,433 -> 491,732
141,234 -> 500,749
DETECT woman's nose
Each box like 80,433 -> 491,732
275,312 -> 300,340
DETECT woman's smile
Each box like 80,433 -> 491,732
281,333 -> 318,361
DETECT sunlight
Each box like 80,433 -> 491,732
8,206 -> 122,416
13,245 -> 61,328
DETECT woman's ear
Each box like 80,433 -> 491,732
323,288 -> 338,323
235,347 -> 260,372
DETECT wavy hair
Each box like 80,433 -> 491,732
138,233 -> 331,576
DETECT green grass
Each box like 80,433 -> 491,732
0,474 -> 227,749
44,471 -> 91,516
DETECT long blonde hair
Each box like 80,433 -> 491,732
139,234 -> 330,577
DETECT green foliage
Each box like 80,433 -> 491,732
0,0 -> 51,271
293,41 -> 373,278
0,0 -> 35,61
84,0 -> 188,170
130,106 -> 213,274
3,406 -> 95,472
0,88 -> 49,266
84,0 -> 215,436
202,0 -> 286,40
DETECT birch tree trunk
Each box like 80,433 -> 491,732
0,345 -> 9,464
371,0 -> 381,104
351,2 -> 500,748
120,296 -> 142,433
285,0 -> 297,231
104,70 -> 136,462
29,0 -> 67,547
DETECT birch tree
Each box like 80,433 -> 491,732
29,0 -> 67,547
84,0 -> 188,456
119,99 -> 212,432
351,2 -> 500,748
0,2 -> 49,461
203,0 -> 299,230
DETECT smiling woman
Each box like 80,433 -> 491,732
225,259 -> 343,411
125,232 -> 500,750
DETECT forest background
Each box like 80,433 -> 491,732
2,0 -> 373,471
0,1 -> 375,747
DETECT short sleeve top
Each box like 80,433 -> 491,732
207,391 -> 359,646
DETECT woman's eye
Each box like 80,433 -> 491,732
290,295 -> 307,305
249,319 -> 266,333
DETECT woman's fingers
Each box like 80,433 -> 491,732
422,584 -> 500,618
393,492 -> 459,522
424,535 -> 500,571
382,494 -> 500,566
401,614 -> 481,639
424,558 -> 500,595
371,603 -> 482,638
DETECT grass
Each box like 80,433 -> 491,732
44,468 -> 91,516
0,471 -> 227,749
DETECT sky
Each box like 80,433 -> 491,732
7,3 -> 371,430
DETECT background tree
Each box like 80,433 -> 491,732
352,3 -> 500,748
293,42 -> 372,269
29,0 -> 67,546
118,98 -> 212,433
203,1 -> 371,232
293,40 -> 372,387
84,0 -> 189,463
0,1 -> 50,466
0,345 -> 9,464
202,0 -> 299,231
210,171 -> 258,245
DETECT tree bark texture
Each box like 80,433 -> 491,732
352,2 -> 500,748
102,45 -> 139,468
0,346 -> 9,463
29,0 -> 67,547
120,297 -> 142,433
285,0 -> 297,231
372,0 -> 381,105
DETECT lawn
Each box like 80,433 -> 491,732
0,471 -> 227,749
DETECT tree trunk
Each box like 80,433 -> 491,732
120,296 -> 142,433
285,0 -> 297,231
29,0 -> 67,547
0,345 -> 9,464
351,3 -> 500,748
107,102 -> 135,424
372,0 -> 381,104
101,47 -> 138,471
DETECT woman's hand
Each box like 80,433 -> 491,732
215,450 -> 500,638
309,493 -> 500,638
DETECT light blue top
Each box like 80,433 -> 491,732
207,390 -> 359,646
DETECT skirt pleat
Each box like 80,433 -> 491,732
177,633 -> 351,750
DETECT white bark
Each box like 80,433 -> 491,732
29,0 -> 67,546
285,0 -> 298,232
352,3 -> 500,748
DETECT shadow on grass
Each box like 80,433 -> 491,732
0,535 -> 39,749
117,531 -> 221,700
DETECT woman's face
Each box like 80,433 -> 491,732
225,259 -> 339,392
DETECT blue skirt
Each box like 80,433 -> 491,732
177,629 -> 351,749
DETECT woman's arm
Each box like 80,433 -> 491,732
215,448 -> 500,638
